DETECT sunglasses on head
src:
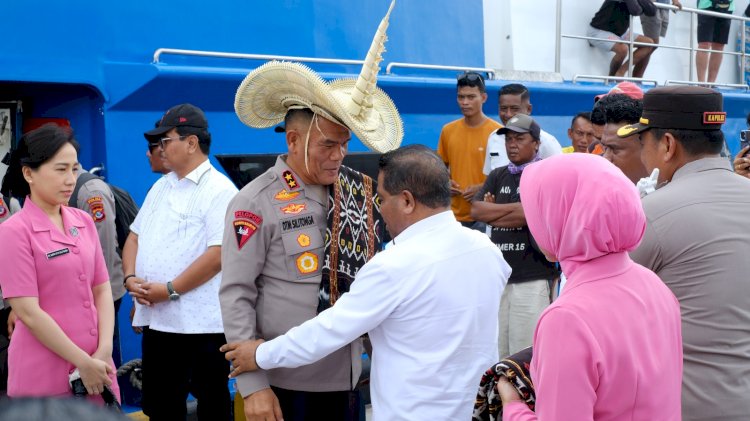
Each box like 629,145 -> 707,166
457,72 -> 485,86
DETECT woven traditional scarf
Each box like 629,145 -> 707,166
507,154 -> 541,175
317,166 -> 387,313
473,347 -> 535,421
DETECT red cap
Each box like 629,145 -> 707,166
594,82 -> 644,102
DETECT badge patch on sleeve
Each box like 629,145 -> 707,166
234,210 -> 262,250
234,220 -> 259,250
296,252 -> 319,274
282,170 -> 299,190
274,189 -> 301,201
280,203 -> 307,215
86,196 -> 106,222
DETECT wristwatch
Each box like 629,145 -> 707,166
166,281 -> 180,301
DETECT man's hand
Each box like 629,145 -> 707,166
672,0 -> 682,11
450,180 -> 462,196
496,376 -> 523,406
482,192 -> 496,203
125,276 -> 151,306
461,184 -> 481,202
220,339 -> 265,378
734,146 -> 750,178
140,283 -> 169,304
243,388 -> 283,421
7,309 -> 16,338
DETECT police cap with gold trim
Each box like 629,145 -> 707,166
617,86 -> 725,138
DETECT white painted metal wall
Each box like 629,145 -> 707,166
484,0 -> 744,85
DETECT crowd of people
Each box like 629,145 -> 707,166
2,2 -> 750,421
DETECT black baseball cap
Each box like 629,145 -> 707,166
144,103 -> 208,142
617,86 -> 725,138
497,114 -> 541,140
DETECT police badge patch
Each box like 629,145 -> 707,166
86,196 -> 106,222
234,210 -> 262,250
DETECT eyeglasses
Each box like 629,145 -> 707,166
457,72 -> 485,88
147,141 -> 160,151
158,135 -> 187,149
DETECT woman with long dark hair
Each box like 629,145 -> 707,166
0,124 -> 119,400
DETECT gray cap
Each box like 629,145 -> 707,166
497,114 -> 541,140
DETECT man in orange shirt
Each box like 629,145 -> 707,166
437,72 -> 501,229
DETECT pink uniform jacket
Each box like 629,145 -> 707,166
0,198 -> 119,399
504,154 -> 682,421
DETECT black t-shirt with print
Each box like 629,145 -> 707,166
476,166 -> 558,284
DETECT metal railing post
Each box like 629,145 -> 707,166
742,20 -> 747,86
555,0 -> 562,73
689,11 -> 695,81
627,14 -> 635,77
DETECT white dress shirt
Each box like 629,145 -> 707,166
256,211 -> 511,421
483,128 -> 563,175
131,159 -> 238,333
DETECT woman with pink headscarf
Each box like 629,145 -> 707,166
498,153 -> 683,420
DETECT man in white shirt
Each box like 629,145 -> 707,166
484,83 -> 563,174
221,145 -> 511,421
123,103 -> 238,421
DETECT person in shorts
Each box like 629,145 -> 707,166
587,0 -> 657,77
639,1 -> 683,72
696,0 -> 735,82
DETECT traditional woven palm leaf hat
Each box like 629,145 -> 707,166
235,0 -> 403,153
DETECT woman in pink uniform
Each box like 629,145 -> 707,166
498,153 -> 682,420
0,124 -> 119,400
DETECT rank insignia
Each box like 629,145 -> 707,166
86,196 -> 105,222
297,233 -> 311,247
234,219 -> 259,250
274,189 -> 301,202
296,252 -> 319,274
282,170 -> 299,190
280,203 -> 307,215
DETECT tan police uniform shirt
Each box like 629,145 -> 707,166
220,155 -> 354,397
630,158 -> 750,421
73,177 -> 126,301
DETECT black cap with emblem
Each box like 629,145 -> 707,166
617,86 -> 725,138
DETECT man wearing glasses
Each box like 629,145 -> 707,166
123,103 -> 238,420
437,72 -> 501,230
145,121 -> 170,175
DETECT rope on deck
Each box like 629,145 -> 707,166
117,358 -> 143,390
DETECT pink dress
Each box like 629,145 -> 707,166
0,198 -> 120,399
504,153 -> 683,421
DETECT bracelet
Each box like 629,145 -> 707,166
123,274 -> 136,286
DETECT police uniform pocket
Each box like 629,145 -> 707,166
281,228 -> 324,280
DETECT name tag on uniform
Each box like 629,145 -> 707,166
490,152 -> 499,156
46,248 -> 70,259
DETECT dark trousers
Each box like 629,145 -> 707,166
271,386 -> 359,421
142,328 -> 231,421
112,298 -> 122,367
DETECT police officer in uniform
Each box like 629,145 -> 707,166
219,4 -> 403,420
70,173 -> 126,366
619,86 -> 750,421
